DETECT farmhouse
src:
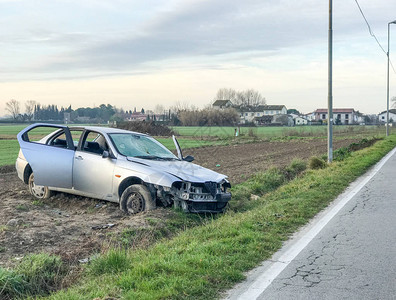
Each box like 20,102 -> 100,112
262,105 -> 287,115
314,108 -> 356,125
127,112 -> 146,121
237,105 -> 288,124
378,109 -> 396,123
294,116 -> 309,125
212,100 -> 233,109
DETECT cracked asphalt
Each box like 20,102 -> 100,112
229,150 -> 396,300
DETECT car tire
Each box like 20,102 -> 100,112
120,184 -> 156,214
28,173 -> 52,199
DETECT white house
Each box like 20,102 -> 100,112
294,116 -> 309,125
262,105 -> 287,115
238,105 -> 287,124
304,112 -> 315,121
378,109 -> 396,123
314,108 -> 356,125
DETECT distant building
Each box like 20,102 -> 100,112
212,100 -> 233,109
127,112 -> 146,121
262,105 -> 287,116
314,108 -> 356,125
378,109 -> 396,123
64,112 -> 71,124
294,116 -> 309,125
237,105 -> 288,124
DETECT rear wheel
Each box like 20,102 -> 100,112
28,173 -> 52,199
120,184 -> 156,214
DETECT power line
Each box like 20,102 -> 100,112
354,0 -> 396,74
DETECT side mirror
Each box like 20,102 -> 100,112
183,155 -> 194,162
102,150 -> 110,158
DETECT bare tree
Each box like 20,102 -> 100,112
154,104 -> 165,114
392,96 -> 396,108
171,101 -> 192,113
5,99 -> 20,119
236,89 -> 266,107
25,100 -> 37,121
213,88 -> 238,103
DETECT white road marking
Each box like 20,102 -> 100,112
230,146 -> 396,300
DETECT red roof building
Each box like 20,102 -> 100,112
314,108 -> 356,125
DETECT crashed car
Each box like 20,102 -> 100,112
15,123 -> 231,214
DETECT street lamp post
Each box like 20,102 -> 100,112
386,20 -> 396,137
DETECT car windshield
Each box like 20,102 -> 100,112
109,133 -> 178,160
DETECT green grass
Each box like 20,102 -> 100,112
0,253 -> 64,299
38,135 -> 396,300
0,140 -> 19,166
171,125 -> 384,138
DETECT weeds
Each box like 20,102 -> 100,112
0,253 -> 65,299
229,159 -> 307,212
32,200 -> 44,207
16,205 -> 29,211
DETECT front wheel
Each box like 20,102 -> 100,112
28,173 -> 52,199
120,184 -> 156,214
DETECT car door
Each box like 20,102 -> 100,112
16,124 -> 75,188
72,130 -> 115,199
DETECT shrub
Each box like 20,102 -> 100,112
333,147 -> 351,161
285,159 -> 307,179
309,156 -> 327,169
116,121 -> 175,136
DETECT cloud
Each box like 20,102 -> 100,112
31,0 -> 327,74
1,0 -> 396,80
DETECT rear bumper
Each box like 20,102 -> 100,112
16,155 -> 28,183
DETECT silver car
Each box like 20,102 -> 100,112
16,123 -> 231,213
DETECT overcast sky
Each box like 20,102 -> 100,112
1,0 -> 396,116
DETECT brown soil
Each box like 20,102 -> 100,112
184,138 -> 361,184
0,138 -> 360,267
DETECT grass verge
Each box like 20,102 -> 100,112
33,136 -> 396,300
0,253 -> 64,299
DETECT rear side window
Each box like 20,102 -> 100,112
19,125 -> 75,151
22,126 -> 59,143
47,129 -> 83,149
80,131 -> 109,155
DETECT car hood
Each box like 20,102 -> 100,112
126,157 -> 227,183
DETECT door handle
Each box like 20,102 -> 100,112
75,156 -> 83,160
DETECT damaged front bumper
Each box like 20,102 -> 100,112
171,180 -> 231,213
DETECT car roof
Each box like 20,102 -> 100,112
69,125 -> 147,136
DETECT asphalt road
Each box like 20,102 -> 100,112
227,148 -> 396,300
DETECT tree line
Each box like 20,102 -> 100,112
4,99 -> 123,123
3,87 -> 267,126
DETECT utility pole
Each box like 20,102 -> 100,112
328,0 -> 333,162
386,21 -> 396,136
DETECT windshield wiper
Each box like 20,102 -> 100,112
134,155 -> 177,161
